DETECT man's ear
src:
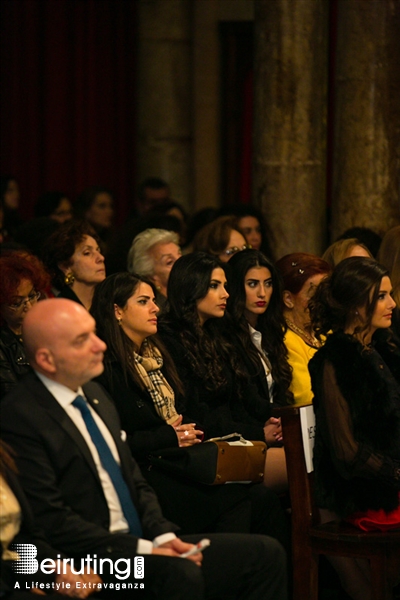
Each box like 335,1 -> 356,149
35,348 -> 57,374
283,290 -> 294,309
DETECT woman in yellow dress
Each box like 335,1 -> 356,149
275,253 -> 331,405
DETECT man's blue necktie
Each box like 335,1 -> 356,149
72,395 -> 143,537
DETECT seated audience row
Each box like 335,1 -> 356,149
90,270 -> 290,549
1,296 -> 288,600
1,219 -> 399,598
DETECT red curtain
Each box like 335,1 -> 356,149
0,0 -> 137,222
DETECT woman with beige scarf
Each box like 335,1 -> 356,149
90,272 -> 290,553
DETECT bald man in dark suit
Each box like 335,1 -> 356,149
1,299 -> 287,600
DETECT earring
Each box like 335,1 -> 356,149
64,272 -> 75,286
117,318 -> 122,326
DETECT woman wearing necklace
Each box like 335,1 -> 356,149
275,252 -> 331,405
308,257 -> 400,599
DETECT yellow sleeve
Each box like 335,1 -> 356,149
284,329 -> 318,406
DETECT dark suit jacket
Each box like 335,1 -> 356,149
95,358 -> 179,462
0,372 -> 179,558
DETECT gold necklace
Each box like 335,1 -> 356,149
285,319 -> 321,349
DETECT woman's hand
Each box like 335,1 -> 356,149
170,414 -> 183,428
263,417 -> 283,446
173,422 -> 204,447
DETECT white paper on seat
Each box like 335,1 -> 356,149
300,405 -> 316,473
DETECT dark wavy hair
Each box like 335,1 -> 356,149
90,272 -> 183,395
309,257 -> 390,341
164,252 -> 245,391
227,249 -> 293,404
42,220 -> 100,288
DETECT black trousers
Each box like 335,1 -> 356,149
144,468 -> 290,554
97,533 -> 287,600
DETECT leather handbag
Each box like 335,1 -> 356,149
148,433 -> 267,485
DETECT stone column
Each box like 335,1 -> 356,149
253,0 -> 329,259
136,0 -> 192,210
331,0 -> 400,239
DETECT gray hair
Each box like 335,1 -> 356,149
127,228 -> 180,276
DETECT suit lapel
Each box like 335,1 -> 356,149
29,375 -> 100,482
28,374 -> 136,504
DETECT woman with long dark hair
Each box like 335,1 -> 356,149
227,249 -> 292,406
159,252 -> 277,442
225,250 -> 293,491
90,272 -> 288,544
309,257 -> 400,599
377,225 -> 400,338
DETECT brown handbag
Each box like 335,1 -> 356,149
149,433 -> 267,485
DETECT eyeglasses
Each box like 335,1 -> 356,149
7,291 -> 41,310
223,244 -> 252,257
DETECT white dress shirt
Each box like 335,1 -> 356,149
248,325 -> 275,400
36,372 -> 176,554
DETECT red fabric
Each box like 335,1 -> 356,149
345,494 -> 400,532
0,0 -> 137,223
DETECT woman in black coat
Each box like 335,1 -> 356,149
0,252 -> 50,400
225,250 -> 294,491
309,257 -> 400,600
90,272 -> 290,549
226,249 -> 292,409
158,252 -> 281,446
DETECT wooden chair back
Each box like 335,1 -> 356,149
275,403 -> 400,600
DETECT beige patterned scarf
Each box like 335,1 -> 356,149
133,341 -> 179,425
